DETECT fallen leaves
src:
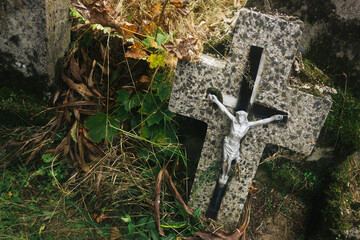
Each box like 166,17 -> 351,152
163,38 -> 202,63
180,206 -> 250,240
71,0 -> 201,64
125,42 -> 147,59
147,54 -> 166,68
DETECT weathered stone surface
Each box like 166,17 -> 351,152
169,8 -> 332,228
0,0 -> 70,89
331,0 -> 360,20
246,0 -> 360,88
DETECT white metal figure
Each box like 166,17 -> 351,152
208,94 -> 284,187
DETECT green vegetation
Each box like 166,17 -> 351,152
0,87 -> 52,127
259,158 -> 320,200
2,0 -> 359,239
324,152 -> 360,237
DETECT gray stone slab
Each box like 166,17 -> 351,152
0,0 -> 70,86
169,8 -> 332,228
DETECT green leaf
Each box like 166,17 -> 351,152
137,216 -> 150,226
116,89 -> 130,104
121,215 -> 132,223
194,208 -> 201,221
39,225 -> 46,235
155,29 -> 170,46
138,93 -> 160,115
85,112 -> 119,143
69,7 -> 84,22
138,230 -> 148,239
147,54 -> 165,69
149,229 -> 160,240
129,93 -> 143,111
128,223 -> 134,235
70,121 -> 78,142
140,125 -> 152,139
147,111 -> 163,126
152,73 -> 172,101
115,106 -> 130,121
160,221 -> 187,228
42,153 -> 55,163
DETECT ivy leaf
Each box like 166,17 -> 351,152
155,29 -> 170,46
147,111 -> 163,126
116,90 -> 143,112
129,93 -> 143,111
115,106 -> 130,121
85,112 -> 119,143
116,89 -> 130,104
138,93 -> 160,115
152,73 -> 172,100
147,54 -> 165,69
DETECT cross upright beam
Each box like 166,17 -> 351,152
169,8 -> 332,228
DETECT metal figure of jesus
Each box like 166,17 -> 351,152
208,94 -> 284,187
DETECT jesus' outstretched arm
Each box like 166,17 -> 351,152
208,94 -> 235,121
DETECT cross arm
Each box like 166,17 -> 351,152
209,94 -> 235,121
248,114 -> 283,127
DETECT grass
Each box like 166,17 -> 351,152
2,0 -> 358,239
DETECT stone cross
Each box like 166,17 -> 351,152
168,8 -> 332,228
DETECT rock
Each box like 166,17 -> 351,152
0,0 -> 70,93
306,147 -> 334,161
331,0 -> 360,20
246,0 -> 360,88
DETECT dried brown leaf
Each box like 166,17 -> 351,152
191,204 -> 251,240
87,60 -> 96,88
25,143 -> 45,165
74,108 -> 81,121
163,38 -> 201,63
117,21 -> 137,40
125,42 -> 147,59
110,226 -> 121,240
170,0 -> 190,8
71,0 -> 90,20
89,0 -> 117,27
150,4 -> 162,18
77,135 -> 90,172
70,56 -> 82,82
53,90 -> 61,105
95,212 -> 107,223
79,109 -> 97,116
62,72 -> 94,98
138,75 -> 151,83
143,20 -> 157,35
81,48 -> 92,67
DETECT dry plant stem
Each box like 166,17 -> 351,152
335,73 -> 347,148
155,169 -> 166,237
163,169 -> 194,217
155,169 -> 195,236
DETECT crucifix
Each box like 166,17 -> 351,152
168,8 -> 332,228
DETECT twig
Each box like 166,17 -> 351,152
335,73 -> 348,148
164,169 -> 194,217
155,169 -> 166,236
